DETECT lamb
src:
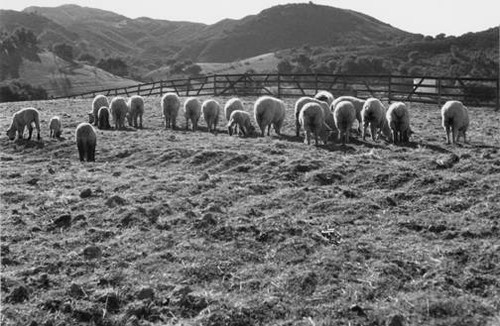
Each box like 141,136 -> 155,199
227,110 -> 256,137
361,98 -> 392,141
294,97 -> 335,137
441,100 -> 469,144
75,122 -> 97,162
333,100 -> 356,145
97,107 -> 112,130
127,95 -> 144,128
92,95 -> 109,126
386,102 -> 411,144
6,107 -> 41,141
184,97 -> 202,131
161,93 -> 180,129
110,96 -> 128,130
202,99 -> 221,132
253,96 -> 286,137
314,90 -> 335,105
224,98 -> 245,135
330,96 -> 365,133
299,102 -> 332,146
49,116 -> 62,138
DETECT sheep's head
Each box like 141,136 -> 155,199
6,128 -> 16,140
88,112 -> 95,124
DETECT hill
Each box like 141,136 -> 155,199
1,97 -> 499,325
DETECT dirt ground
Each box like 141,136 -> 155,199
1,96 -> 499,326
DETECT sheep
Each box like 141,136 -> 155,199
127,95 -> 144,128
314,90 -> 335,105
6,107 -> 41,141
253,96 -> 286,137
361,98 -> 392,141
299,102 -> 332,146
202,99 -> 221,132
49,116 -> 62,138
441,100 -> 469,144
333,100 -> 356,145
75,122 -> 97,162
330,96 -> 365,133
227,110 -> 256,137
161,93 -> 180,129
294,97 -> 335,137
386,102 -> 411,144
110,96 -> 128,130
224,98 -> 245,135
184,97 -> 202,131
97,107 -> 112,130
88,111 -> 95,124
92,95 -> 109,126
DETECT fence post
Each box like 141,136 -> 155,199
388,75 -> 392,104
315,74 -> 318,93
214,75 -> 217,96
437,77 -> 442,107
277,74 -> 281,98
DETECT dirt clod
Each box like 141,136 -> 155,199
137,287 -> 155,300
82,245 -> 102,259
80,188 -> 92,198
51,214 -> 71,229
105,195 -> 127,207
6,285 -> 30,303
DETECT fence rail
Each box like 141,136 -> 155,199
56,73 -> 499,110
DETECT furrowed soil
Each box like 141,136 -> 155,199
1,97 -> 499,326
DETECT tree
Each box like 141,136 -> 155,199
184,64 -> 202,76
0,28 -> 40,80
277,59 -> 293,74
53,43 -> 74,62
97,58 -> 128,77
78,53 -> 96,65
0,81 -> 47,102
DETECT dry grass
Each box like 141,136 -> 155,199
1,96 -> 499,326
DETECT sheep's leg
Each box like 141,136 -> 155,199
451,127 -> 457,144
295,119 -> 301,137
77,140 -> 85,162
314,131 -> 319,146
186,118 -> 189,130
88,143 -> 96,162
370,124 -> 377,141
392,129 -> 397,144
267,124 -> 271,136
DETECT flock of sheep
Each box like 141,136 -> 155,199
4,91 -> 470,162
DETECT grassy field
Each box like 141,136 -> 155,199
1,96 -> 499,326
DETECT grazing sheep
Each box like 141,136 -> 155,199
331,96 -> 365,133
92,95 -> 109,126
227,110 -> 256,137
127,95 -> 144,128
161,93 -> 181,129
110,97 -> 128,130
294,97 -> 335,137
6,107 -> 41,141
75,123 -> 97,162
202,99 -> 221,132
184,97 -> 202,131
97,107 -> 112,130
314,90 -> 335,105
224,98 -> 245,135
441,100 -> 469,144
88,111 -> 95,124
386,102 -> 411,144
333,101 -> 356,145
253,96 -> 286,137
299,102 -> 332,146
361,98 -> 392,141
49,116 -> 62,138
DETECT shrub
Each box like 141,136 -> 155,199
0,81 -> 48,102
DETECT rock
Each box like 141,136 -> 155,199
105,195 -> 127,207
136,287 -> 155,300
80,188 -> 92,198
82,245 -> 102,259
6,285 -> 30,303
350,304 -> 366,317
387,314 -> 405,326
199,172 -> 209,181
52,214 -> 71,228
435,153 -> 459,169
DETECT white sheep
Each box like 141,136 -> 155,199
202,99 -> 221,132
361,98 -> 391,141
127,95 -> 144,128
161,93 -> 180,129
75,122 -> 97,162
227,110 -> 256,137
110,96 -> 128,130
224,98 -> 245,135
314,90 -> 335,105
6,107 -> 41,141
97,107 -> 111,130
92,95 -> 109,127
441,100 -> 469,144
184,97 -> 202,131
330,96 -> 365,133
333,100 -> 356,145
253,96 -> 286,137
386,102 -> 411,144
299,102 -> 332,146
49,116 -> 62,138
294,97 -> 335,137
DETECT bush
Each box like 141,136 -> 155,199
0,81 -> 48,102
97,58 -> 128,77
53,43 -> 74,62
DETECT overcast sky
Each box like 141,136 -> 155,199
2,0 -> 500,36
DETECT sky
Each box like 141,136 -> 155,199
2,0 -> 500,36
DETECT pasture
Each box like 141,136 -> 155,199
1,96 -> 499,326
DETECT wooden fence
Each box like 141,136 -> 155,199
58,73 -> 499,110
